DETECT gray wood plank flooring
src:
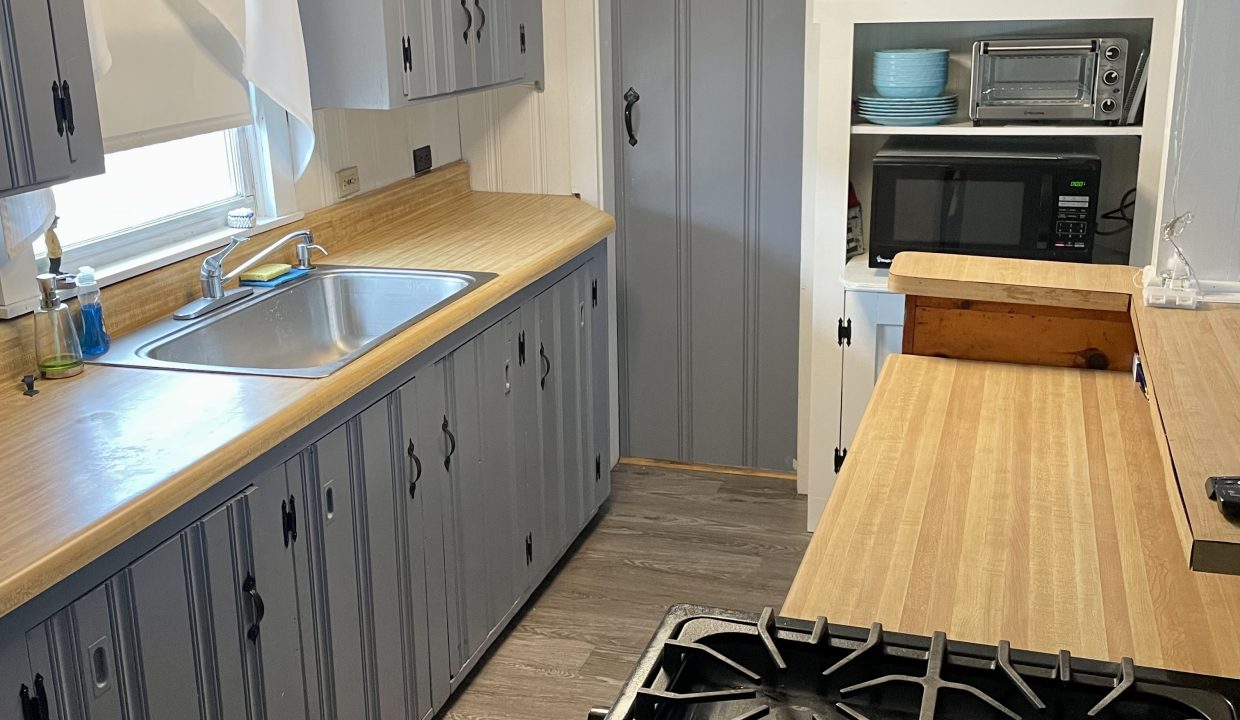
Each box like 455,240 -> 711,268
440,462 -> 809,719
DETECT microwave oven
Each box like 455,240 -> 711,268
868,138 -> 1101,269
970,38 -> 1128,124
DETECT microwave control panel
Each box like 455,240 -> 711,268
1054,195 -> 1092,249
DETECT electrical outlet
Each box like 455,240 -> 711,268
335,166 -> 361,199
413,145 -> 433,175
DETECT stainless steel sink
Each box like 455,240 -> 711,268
94,266 -> 496,378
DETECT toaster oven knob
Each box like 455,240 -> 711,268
1101,98 -> 1118,113
1103,70 -> 1121,86
1105,45 -> 1122,61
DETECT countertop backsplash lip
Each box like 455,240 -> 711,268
0,160 -> 615,621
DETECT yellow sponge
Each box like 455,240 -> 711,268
239,263 -> 292,282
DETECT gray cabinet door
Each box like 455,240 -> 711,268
7,0 -> 71,185
433,0 -> 476,93
589,255 -> 612,507
303,424 -> 371,719
617,0 -> 803,471
359,397 -> 432,720
471,0 -> 507,87
250,461 -> 320,720
476,314 -> 524,625
395,387 -> 436,720
46,0 -> 103,174
514,303 -> 542,593
0,630 -> 36,720
556,271 -> 588,534
444,341 -> 486,668
533,286 -> 567,573
28,584 -> 125,720
397,363 -> 454,709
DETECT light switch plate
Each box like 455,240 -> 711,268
335,166 -> 361,198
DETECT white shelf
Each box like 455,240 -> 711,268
841,255 -> 894,293
851,119 -> 1145,137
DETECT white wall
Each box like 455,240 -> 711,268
1156,0 -> 1240,283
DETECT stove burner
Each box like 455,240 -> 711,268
598,605 -> 1240,720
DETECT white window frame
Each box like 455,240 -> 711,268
53,128 -> 259,273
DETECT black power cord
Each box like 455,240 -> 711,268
1096,187 -> 1137,237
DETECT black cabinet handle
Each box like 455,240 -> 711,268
539,342 -> 551,389
51,82 -> 64,137
623,87 -> 640,147
474,0 -> 486,41
460,0 -> 472,43
407,438 -> 422,498
282,495 -> 298,547
442,415 -> 457,471
61,80 -> 74,135
242,574 -> 265,642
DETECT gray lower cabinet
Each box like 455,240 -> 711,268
5,244 -> 610,720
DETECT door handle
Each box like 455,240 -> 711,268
460,0 -> 473,43
442,415 -> 457,472
623,87 -> 640,147
474,0 -> 486,41
51,82 -> 64,137
539,342 -> 551,389
242,574 -> 265,642
407,438 -> 422,498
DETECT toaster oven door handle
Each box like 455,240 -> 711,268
983,41 -> 1096,54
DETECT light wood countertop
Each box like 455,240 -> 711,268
783,355 -> 1240,678
889,252 -> 1138,312
888,251 -> 1240,574
0,167 -> 614,619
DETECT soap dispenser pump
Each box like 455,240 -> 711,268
33,273 -> 84,379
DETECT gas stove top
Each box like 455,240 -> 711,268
595,605 -> 1240,720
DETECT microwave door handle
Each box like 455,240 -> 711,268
984,42 -> 1095,55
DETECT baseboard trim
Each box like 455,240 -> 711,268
619,456 -> 796,481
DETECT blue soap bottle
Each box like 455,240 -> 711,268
76,266 -> 110,357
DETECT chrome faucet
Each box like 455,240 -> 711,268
174,230 -> 327,320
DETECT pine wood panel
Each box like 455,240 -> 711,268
782,355 -> 1240,679
0,162 -> 614,619
904,296 -> 1137,371
889,252 -> 1138,312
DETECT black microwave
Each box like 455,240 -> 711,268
868,138 -> 1102,268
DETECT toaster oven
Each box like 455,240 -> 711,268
970,38 -> 1128,124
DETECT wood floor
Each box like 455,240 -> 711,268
439,462 -> 810,720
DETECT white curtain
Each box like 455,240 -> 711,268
194,0 -> 316,178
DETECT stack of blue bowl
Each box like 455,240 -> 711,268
859,49 -> 957,126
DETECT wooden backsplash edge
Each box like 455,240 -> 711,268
0,161 -> 473,382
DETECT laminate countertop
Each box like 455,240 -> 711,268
889,251 -> 1240,574
0,173 -> 614,619
783,354 -> 1240,679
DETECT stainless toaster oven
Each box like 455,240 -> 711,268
970,38 -> 1128,124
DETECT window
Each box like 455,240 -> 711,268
35,128 -> 256,271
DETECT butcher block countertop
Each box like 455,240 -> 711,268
783,354 -> 1240,679
0,164 -> 613,619
889,251 -> 1240,574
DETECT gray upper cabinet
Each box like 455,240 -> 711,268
0,0 -> 104,197
299,0 -> 544,109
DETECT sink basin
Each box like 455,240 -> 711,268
94,266 -> 496,378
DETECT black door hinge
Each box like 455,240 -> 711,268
518,331 -> 526,366
595,454 -> 601,482
834,447 -> 847,473
837,318 -> 852,347
525,533 -> 533,565
282,495 -> 298,547
520,23 -> 527,54
591,279 -> 598,307
402,36 -> 413,71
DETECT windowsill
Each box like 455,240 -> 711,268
0,213 -> 303,319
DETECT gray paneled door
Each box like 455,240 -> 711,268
615,0 -> 804,471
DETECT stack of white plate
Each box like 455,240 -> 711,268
856,94 -> 958,127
